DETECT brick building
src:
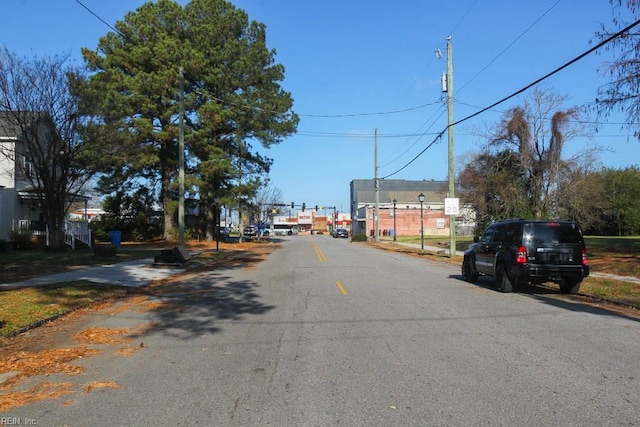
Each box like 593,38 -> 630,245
350,179 -> 452,238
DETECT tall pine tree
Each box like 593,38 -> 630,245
76,0 -> 298,240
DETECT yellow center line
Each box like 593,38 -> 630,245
310,240 -> 345,295
312,242 -> 328,263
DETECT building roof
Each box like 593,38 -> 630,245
0,111 -> 40,138
351,179 -> 448,205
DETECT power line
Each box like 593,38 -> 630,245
381,131 -> 445,179
380,106 -> 447,169
457,0 -> 562,95
296,130 -> 443,138
448,0 -> 481,36
75,0 -> 122,37
297,101 -> 441,118
452,17 -> 640,129
382,17 -> 640,180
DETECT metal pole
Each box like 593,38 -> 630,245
393,199 -> 397,242
215,202 -> 219,252
420,200 -> 424,250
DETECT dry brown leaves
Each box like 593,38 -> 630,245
0,381 -> 74,411
82,380 -> 120,394
0,328 -> 138,410
0,241 -> 277,410
73,327 -> 132,345
0,346 -> 101,382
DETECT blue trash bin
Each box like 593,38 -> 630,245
109,230 -> 122,247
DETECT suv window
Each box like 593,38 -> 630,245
492,226 -> 505,245
524,222 -> 583,246
480,226 -> 495,244
504,223 -> 521,246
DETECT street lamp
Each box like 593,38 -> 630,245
392,199 -> 397,242
418,193 -> 425,250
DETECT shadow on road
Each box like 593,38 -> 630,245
451,273 -> 640,323
131,247 -> 276,340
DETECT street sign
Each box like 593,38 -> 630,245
445,198 -> 459,216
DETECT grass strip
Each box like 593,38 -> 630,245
0,282 -> 130,338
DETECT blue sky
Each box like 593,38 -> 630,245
2,0 -> 638,213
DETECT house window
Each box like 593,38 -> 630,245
22,155 -> 34,177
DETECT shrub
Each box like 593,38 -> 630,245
10,229 -> 33,250
351,234 -> 367,242
0,239 -> 7,253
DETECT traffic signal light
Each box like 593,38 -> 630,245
291,202 -> 294,209
302,202 -> 305,212
315,205 -> 318,211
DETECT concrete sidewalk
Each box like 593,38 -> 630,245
387,240 -> 465,256
0,257 -> 186,290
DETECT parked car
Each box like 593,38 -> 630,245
461,219 -> 589,294
243,226 -> 258,237
333,228 -> 349,238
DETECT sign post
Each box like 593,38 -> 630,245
445,198 -> 459,257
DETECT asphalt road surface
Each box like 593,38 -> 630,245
8,235 -> 640,426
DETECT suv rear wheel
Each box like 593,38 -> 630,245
559,278 -> 581,294
495,265 -> 513,293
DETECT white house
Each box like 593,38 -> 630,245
0,111 -> 91,248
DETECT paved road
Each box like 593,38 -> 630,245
4,236 -> 639,426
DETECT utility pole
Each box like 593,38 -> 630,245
178,67 -> 185,250
237,131 -> 244,243
374,128 -> 380,243
446,36 -> 456,258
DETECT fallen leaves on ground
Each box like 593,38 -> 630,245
0,240 -> 277,410
73,327 -> 132,345
0,381 -> 74,411
82,380 -> 120,394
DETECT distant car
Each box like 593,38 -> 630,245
333,228 -> 348,238
243,226 -> 258,237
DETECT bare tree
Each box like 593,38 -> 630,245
0,48 -> 97,250
253,183 -> 284,230
594,0 -> 640,139
459,87 -> 599,225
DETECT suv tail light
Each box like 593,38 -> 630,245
582,248 -> 588,266
516,246 -> 527,264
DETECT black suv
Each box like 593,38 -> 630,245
462,219 -> 589,294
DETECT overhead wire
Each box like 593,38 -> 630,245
75,0 -> 122,37
382,16 -> 640,179
297,101 -> 441,118
379,106 -> 447,168
76,0 -> 640,172
456,0 -> 562,94
382,0 -> 559,173
452,17 -> 640,129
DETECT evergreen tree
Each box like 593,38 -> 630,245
76,0 -> 298,240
